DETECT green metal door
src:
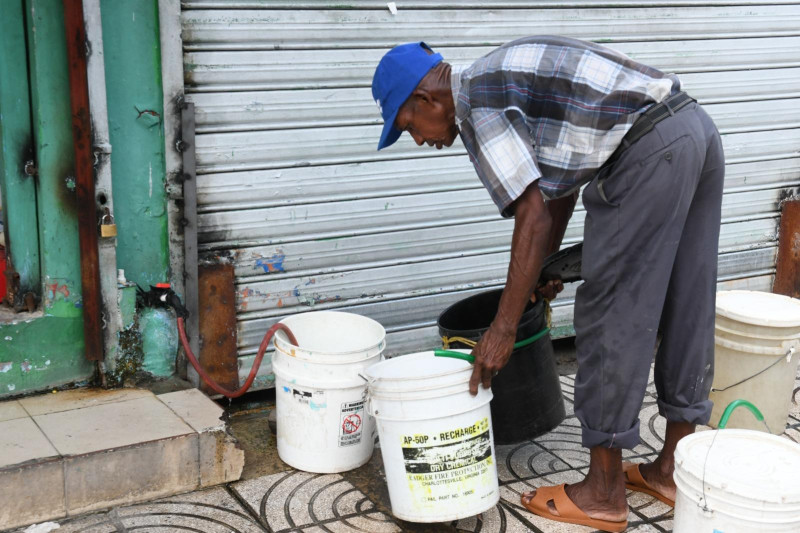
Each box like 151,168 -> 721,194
0,0 -> 93,397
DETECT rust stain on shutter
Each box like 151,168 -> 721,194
774,198 -> 800,298
198,262 -> 240,394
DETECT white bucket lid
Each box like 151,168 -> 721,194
675,429 -> 800,504
716,290 -> 800,328
274,311 -> 386,362
365,351 -> 473,393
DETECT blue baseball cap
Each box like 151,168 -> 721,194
372,42 -> 443,150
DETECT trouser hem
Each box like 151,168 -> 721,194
657,398 -> 712,426
580,419 -> 641,449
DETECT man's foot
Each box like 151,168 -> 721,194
521,483 -> 627,533
625,460 -> 677,504
521,481 -> 628,522
520,445 -> 628,531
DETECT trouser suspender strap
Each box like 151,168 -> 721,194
595,91 -> 696,204
603,91 -> 696,170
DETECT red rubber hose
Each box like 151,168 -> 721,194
177,317 -> 297,398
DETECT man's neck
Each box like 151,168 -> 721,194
449,64 -> 466,124
426,62 -> 452,95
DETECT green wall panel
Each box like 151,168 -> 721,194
0,0 -> 40,304
0,314 -> 91,395
27,0 -> 83,317
101,0 -> 170,288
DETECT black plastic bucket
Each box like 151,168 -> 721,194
437,289 -> 566,444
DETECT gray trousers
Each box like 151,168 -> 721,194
574,102 -> 725,449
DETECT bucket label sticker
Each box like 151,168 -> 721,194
286,386 -> 327,411
339,400 -> 364,447
401,417 -> 494,505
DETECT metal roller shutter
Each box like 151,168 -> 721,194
180,1 -> 800,387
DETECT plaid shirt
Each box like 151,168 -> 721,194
452,36 -> 680,216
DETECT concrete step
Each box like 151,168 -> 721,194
0,388 -> 244,531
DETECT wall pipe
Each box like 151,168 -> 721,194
63,0 -> 104,364
180,102 -> 201,388
159,0 -> 189,380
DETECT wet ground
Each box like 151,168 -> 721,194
17,340 -> 800,533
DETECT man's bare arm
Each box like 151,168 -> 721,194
469,182 -> 552,394
535,190 -> 579,300
546,190 -> 579,256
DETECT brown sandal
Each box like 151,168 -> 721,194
521,484 -> 628,533
623,462 -> 676,507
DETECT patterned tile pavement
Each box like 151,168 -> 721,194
18,370 -> 800,533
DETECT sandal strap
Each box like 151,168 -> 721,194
530,484 -> 561,505
625,463 -> 649,489
552,484 -> 590,519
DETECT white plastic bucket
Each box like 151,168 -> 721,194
673,429 -> 800,532
709,290 -> 800,434
366,351 -> 500,523
272,311 -> 385,473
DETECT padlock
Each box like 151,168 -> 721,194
100,212 -> 117,238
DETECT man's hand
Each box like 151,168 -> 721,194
532,279 -> 564,302
468,324 -> 516,395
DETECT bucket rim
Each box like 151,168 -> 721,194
274,311 -> 386,360
368,376 -> 472,397
437,287 -> 546,343
368,392 -> 493,421
715,334 -> 798,356
273,341 -> 385,363
715,321 -> 800,341
365,351 -> 473,386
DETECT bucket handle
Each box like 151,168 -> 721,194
697,400 -> 768,512
710,345 -> 795,393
